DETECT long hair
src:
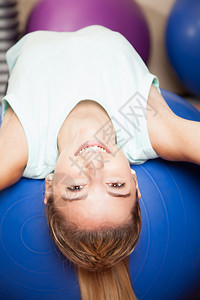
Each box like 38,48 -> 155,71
45,194 -> 141,300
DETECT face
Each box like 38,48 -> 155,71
44,107 -> 141,230
45,140 -> 141,230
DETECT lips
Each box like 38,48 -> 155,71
74,140 -> 111,156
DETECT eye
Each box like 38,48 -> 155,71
107,182 -> 125,188
67,185 -> 85,192
66,182 -> 125,192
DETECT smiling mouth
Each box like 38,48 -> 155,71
74,141 -> 111,156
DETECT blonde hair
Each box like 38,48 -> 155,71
46,194 -> 141,300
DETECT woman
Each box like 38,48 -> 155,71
0,25 -> 199,300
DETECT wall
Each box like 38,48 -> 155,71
135,0 -> 187,95
16,0 -> 187,95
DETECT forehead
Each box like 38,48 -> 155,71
53,195 -> 136,229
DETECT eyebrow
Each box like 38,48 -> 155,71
62,191 -> 131,202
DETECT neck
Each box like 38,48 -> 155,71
57,100 -> 116,155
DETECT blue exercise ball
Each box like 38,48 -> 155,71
166,0 -> 200,96
0,89 -> 200,300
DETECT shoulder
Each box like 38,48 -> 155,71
7,31 -> 59,67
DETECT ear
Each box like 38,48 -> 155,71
44,173 -> 54,205
131,169 -> 141,199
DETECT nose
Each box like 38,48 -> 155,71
83,154 -> 104,171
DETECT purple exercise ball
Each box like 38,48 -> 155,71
26,0 -> 150,63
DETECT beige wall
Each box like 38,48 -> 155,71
16,0 -> 186,95
135,0 -> 187,95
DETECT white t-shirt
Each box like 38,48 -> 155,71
2,25 -> 160,179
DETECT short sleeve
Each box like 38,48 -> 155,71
6,34 -> 28,74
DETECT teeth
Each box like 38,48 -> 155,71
77,145 -> 107,155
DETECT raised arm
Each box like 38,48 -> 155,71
0,105 -> 28,191
147,85 -> 200,165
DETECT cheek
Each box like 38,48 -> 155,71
55,158 -> 87,180
55,151 -> 72,172
116,150 -> 131,169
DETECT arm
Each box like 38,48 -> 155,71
147,85 -> 200,165
0,160 -> 24,191
0,105 -> 28,191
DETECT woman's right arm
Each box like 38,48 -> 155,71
147,85 -> 200,165
0,105 -> 28,191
